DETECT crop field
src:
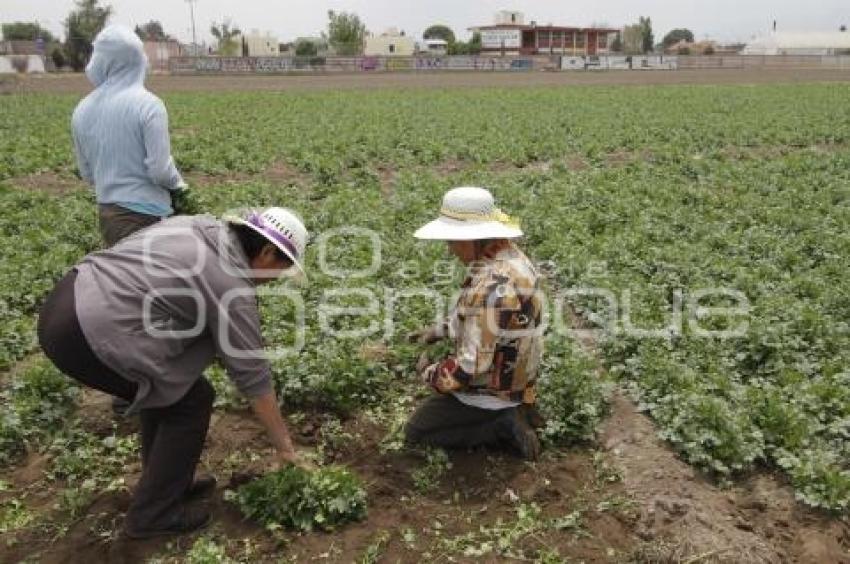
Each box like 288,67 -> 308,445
1,82 -> 849,562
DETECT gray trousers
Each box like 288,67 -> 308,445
98,204 -> 162,247
405,394 -> 515,449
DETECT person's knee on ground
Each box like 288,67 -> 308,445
403,395 -> 458,447
496,407 -> 541,461
403,419 -> 426,446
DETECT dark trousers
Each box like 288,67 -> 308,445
405,394 -> 517,449
37,269 -> 214,531
98,203 -> 162,247
98,204 -> 161,412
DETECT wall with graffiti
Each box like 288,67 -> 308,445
169,54 -> 683,74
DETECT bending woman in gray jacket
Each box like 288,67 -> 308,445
38,208 -> 308,539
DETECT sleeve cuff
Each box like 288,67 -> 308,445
237,372 -> 274,399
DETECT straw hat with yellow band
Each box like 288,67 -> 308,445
414,187 -> 523,241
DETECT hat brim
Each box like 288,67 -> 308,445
414,216 -> 523,241
224,215 -> 306,279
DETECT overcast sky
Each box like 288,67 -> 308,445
1,0 -> 847,45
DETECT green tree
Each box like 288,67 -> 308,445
295,39 -> 318,57
622,24 -> 643,54
662,28 -> 694,48
210,20 -> 241,56
64,0 -> 113,71
423,24 -> 455,45
1,22 -> 55,42
447,32 -> 481,56
611,32 -> 623,52
51,47 -> 66,68
449,31 -> 481,55
134,20 -> 168,42
325,10 -> 366,56
639,16 -> 654,53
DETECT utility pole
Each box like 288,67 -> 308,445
186,0 -> 198,50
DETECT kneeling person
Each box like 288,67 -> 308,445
405,187 -> 545,460
38,208 -> 308,538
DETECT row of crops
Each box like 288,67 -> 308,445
0,84 -> 848,513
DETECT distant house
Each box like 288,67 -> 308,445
741,32 -> 850,56
235,31 -> 280,56
365,28 -> 416,57
665,40 -> 717,55
470,10 -> 619,56
181,43 -> 209,57
419,38 -> 448,56
143,39 -> 182,71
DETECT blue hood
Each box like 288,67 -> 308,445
85,25 -> 149,88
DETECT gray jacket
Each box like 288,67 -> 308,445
74,215 -> 273,413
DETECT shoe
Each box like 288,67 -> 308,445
185,475 -> 217,500
501,409 -> 541,461
124,506 -> 212,540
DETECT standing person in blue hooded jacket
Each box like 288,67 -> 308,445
72,24 -> 189,246
72,25 -> 191,414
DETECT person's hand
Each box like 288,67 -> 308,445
171,184 -> 202,215
407,325 -> 444,345
422,359 -> 460,394
274,448 -> 316,472
420,362 -> 438,386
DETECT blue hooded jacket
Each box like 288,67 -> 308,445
71,25 -> 185,217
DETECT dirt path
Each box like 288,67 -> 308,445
6,68 -> 850,96
600,393 -> 850,563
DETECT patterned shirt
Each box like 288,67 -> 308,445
423,241 -> 544,404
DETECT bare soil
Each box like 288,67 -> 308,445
2,172 -> 86,196
600,393 -> 850,563
2,379 -> 848,563
8,68 -> 850,96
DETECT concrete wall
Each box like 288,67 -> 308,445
169,54 -> 850,75
0,55 -> 45,74
170,55 -> 542,73
678,54 -> 850,69
365,35 -> 416,57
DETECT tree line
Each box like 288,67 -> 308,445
2,2 -> 722,71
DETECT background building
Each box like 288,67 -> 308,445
664,40 -> 718,55
235,30 -> 280,56
365,28 -> 416,57
741,32 -> 850,55
418,38 -> 448,56
471,10 -> 619,56
143,39 -> 182,72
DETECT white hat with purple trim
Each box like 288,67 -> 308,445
225,207 -> 308,276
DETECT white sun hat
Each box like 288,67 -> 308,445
414,187 -> 523,241
225,207 -> 308,276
